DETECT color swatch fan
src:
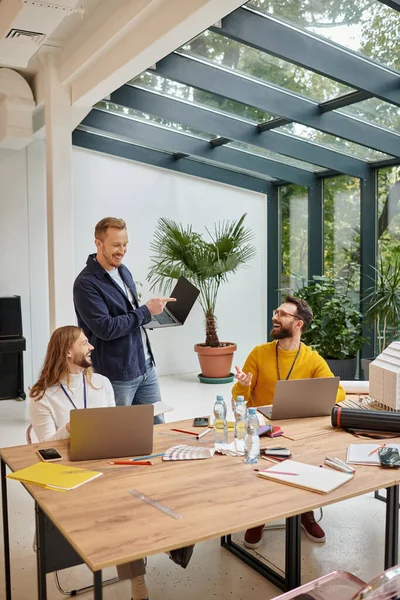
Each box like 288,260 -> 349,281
163,445 -> 215,460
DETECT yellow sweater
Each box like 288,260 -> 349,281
232,341 -> 346,407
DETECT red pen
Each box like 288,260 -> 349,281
369,443 -> 386,456
171,428 -> 198,436
108,460 -> 153,466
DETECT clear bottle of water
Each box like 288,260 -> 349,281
213,394 -> 228,445
234,396 -> 247,440
244,407 -> 260,464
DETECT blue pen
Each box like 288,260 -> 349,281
131,453 -> 165,461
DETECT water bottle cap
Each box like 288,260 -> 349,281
216,395 -> 224,401
237,396 -> 245,402
248,407 -> 256,414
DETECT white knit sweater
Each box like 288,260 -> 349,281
29,372 -> 115,442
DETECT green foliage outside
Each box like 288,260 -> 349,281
294,275 -> 364,360
364,261 -> 400,354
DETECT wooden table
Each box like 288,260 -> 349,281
1,418 -> 399,599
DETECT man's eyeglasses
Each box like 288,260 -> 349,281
272,308 -> 301,320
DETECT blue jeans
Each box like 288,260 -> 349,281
111,359 -> 165,424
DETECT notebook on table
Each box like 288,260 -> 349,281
257,377 -> 340,420
257,459 -> 354,494
143,276 -> 200,329
347,443 -> 400,466
7,462 -> 102,491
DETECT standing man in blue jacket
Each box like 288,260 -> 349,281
73,217 -> 175,424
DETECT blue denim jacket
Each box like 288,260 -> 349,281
73,254 -> 154,381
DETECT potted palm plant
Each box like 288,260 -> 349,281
147,213 -> 255,382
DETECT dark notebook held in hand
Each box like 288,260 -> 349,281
143,276 -> 200,329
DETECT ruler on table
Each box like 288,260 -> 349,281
128,489 -> 183,520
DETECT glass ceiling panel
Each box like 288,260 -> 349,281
276,122 -> 394,162
78,125 -> 277,182
96,100 -> 217,141
338,98 -> 400,133
247,0 -> 400,73
180,30 -> 354,102
188,155 -> 276,181
227,140 -> 326,172
130,71 -> 275,124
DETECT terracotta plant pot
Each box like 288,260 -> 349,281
194,343 -> 237,379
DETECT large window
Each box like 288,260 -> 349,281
378,166 -> 400,264
324,176 -> 360,292
281,185 -> 308,292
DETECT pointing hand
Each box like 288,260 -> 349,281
146,297 -> 176,315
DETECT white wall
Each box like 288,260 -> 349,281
72,148 -> 268,375
0,144 -> 268,389
0,142 -> 49,393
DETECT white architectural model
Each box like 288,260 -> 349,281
369,341 -> 400,410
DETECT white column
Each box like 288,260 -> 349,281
42,52 -> 75,330
26,140 -> 50,380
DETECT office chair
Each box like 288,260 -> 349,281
26,425 -> 119,596
271,564 -> 400,600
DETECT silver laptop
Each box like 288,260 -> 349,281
257,377 -> 340,420
69,405 -> 154,461
143,276 -> 200,329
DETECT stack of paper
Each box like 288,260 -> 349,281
163,445 -> 215,460
347,443 -> 400,466
257,460 -> 354,494
7,462 -> 102,491
214,439 -> 245,456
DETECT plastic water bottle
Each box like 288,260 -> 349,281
234,396 -> 247,440
244,407 -> 260,464
213,395 -> 228,445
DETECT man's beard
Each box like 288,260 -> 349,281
270,324 -> 293,340
75,354 -> 92,369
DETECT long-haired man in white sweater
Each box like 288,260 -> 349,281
29,325 -> 149,600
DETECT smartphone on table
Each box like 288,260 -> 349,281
37,448 -> 63,462
378,446 -> 400,468
193,417 -> 210,427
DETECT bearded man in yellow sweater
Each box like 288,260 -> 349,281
232,295 -> 346,548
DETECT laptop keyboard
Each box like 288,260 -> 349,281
154,311 -> 176,325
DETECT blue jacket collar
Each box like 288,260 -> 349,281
86,253 -> 129,281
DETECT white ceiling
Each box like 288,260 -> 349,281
0,0 -> 103,79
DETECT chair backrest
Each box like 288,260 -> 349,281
352,564 -> 400,599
